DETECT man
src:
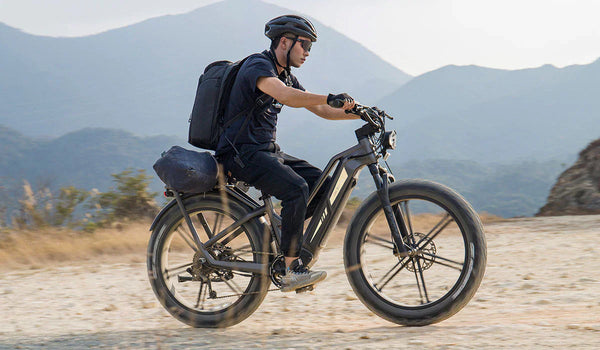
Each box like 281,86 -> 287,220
216,15 -> 359,292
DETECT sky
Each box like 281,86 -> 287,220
1,0 -> 600,76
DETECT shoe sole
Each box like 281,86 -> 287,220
280,271 -> 327,293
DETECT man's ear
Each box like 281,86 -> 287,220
280,37 -> 289,50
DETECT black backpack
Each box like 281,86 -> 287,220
188,56 -> 269,151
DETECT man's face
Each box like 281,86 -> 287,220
283,36 -> 311,68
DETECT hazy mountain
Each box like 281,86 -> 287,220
0,125 -> 570,218
0,126 -> 185,209
378,61 -> 599,163
0,0 -> 411,140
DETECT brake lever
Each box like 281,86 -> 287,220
346,104 -> 384,130
372,106 -> 394,120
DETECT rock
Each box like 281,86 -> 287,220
141,302 -> 156,309
520,283 -> 535,290
359,335 -> 370,339
522,274 -> 534,280
537,139 -> 600,216
345,293 -> 358,301
578,277 -> 596,283
583,324 -> 600,332
103,304 -> 118,311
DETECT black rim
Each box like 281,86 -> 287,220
155,207 -> 260,314
356,195 -> 472,309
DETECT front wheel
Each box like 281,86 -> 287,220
344,179 -> 487,326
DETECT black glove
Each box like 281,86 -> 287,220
327,93 -> 354,108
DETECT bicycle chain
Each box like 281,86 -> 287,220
204,249 -> 280,299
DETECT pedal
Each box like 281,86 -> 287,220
295,284 -> 315,294
178,275 -> 193,282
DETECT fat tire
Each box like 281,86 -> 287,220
344,179 -> 487,326
147,193 -> 270,328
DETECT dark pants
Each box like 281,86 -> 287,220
220,143 -> 330,257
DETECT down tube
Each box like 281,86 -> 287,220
301,159 -> 364,266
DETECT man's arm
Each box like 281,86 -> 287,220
256,76 -> 326,107
305,104 -> 361,120
256,77 -> 356,115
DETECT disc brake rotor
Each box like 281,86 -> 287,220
406,232 -> 436,272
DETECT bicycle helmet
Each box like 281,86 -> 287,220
265,15 -> 317,42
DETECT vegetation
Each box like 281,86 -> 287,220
3,169 -> 158,232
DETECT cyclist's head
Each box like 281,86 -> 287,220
265,15 -> 317,50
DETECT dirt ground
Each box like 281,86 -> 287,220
1,215 -> 599,349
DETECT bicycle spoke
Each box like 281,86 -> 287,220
232,243 -> 253,255
420,253 -> 463,272
375,258 -> 410,291
224,279 -> 243,295
176,226 -> 198,252
411,259 -> 424,302
412,258 -> 430,304
213,213 -> 224,236
366,233 -> 395,250
165,262 -> 193,278
197,213 -> 214,239
416,213 -> 453,248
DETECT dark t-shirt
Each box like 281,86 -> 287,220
215,50 -> 304,156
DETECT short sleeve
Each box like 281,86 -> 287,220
290,74 -> 305,91
241,56 -> 277,93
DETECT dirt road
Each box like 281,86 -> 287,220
1,215 -> 599,349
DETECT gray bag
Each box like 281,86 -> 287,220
153,146 -> 218,193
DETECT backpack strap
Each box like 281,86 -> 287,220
223,52 -> 287,167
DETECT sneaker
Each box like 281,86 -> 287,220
280,259 -> 327,293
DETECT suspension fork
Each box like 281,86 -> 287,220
367,164 -> 409,254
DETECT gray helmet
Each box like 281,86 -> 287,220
265,15 -> 317,42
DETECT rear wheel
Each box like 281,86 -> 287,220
147,194 -> 270,328
344,179 -> 486,326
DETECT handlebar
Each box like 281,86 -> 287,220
345,103 -> 394,131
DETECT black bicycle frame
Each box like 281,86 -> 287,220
172,124 -> 409,275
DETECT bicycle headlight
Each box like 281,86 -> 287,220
383,130 -> 397,150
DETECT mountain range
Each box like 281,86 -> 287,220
0,125 -> 566,218
1,0 -> 599,219
381,61 -> 600,163
0,0 -> 410,140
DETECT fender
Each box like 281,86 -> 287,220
149,187 -> 262,231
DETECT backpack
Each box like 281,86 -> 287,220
188,56 -> 269,151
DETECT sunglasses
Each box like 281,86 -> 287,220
285,37 -> 312,52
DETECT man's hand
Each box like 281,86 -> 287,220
327,93 -> 355,110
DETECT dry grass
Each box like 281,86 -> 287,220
0,209 -> 505,269
0,222 -> 151,269
479,212 -> 506,224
